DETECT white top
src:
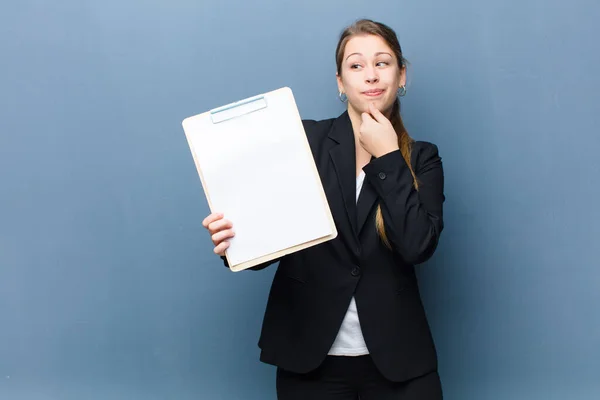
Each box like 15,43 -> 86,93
327,170 -> 369,356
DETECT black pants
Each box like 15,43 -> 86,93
276,355 -> 442,400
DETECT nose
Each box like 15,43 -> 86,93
365,66 -> 379,84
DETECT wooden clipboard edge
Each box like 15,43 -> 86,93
181,87 -> 338,272
229,230 -> 337,272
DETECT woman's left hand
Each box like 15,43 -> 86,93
359,103 -> 400,158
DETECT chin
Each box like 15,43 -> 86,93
366,98 -> 395,113
349,97 -> 394,115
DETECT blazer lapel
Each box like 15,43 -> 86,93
328,112 -> 359,241
356,176 -> 378,236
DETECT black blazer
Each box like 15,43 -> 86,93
222,111 -> 444,382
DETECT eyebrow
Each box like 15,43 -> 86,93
345,52 -> 393,61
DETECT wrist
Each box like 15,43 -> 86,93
375,144 -> 400,158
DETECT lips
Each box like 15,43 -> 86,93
363,89 -> 385,97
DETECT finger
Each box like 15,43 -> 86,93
214,241 -> 230,256
208,218 -> 233,234
202,212 -> 223,228
362,111 -> 375,123
212,229 -> 235,245
368,103 -> 387,123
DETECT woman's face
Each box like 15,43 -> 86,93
337,34 -> 406,116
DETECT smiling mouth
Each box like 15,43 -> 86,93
363,89 -> 385,97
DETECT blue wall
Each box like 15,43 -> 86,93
1,1 -> 599,399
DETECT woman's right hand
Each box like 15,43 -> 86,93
202,212 -> 235,256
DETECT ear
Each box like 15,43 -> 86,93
398,66 -> 407,88
336,72 -> 345,94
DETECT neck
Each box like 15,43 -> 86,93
346,103 -> 397,176
347,104 -> 362,138
347,105 -> 373,176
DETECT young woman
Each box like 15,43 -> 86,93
203,19 -> 445,400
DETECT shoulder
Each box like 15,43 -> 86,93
411,141 -> 442,171
301,117 -> 336,147
412,140 -> 440,154
302,118 -> 335,136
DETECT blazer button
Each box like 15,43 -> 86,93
351,266 -> 361,276
378,172 -> 387,180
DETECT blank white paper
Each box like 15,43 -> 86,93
183,88 -> 334,267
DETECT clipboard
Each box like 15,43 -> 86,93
182,87 -> 337,271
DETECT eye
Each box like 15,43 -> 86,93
350,63 -> 362,70
376,61 -> 390,67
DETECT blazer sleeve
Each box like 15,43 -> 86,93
220,255 -> 280,271
362,142 -> 445,264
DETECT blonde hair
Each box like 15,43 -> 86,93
335,19 -> 419,248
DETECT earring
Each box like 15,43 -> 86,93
338,91 -> 348,103
397,85 -> 407,97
